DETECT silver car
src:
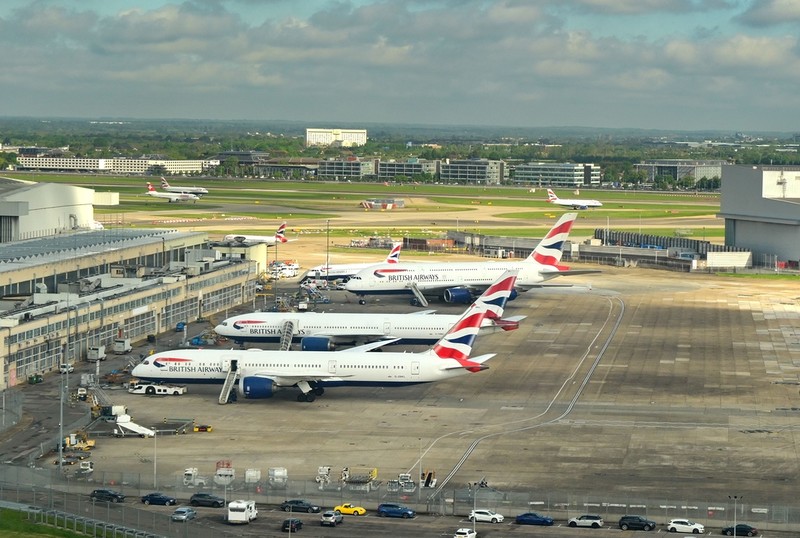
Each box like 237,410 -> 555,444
171,507 -> 197,522
320,510 -> 343,526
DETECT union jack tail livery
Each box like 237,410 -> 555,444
430,271 -> 517,371
526,212 -> 577,269
160,177 -> 171,189
546,188 -> 559,203
385,243 -> 402,263
274,222 -> 288,244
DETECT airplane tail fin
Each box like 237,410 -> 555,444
160,177 -> 170,188
469,270 -> 517,321
525,212 -> 577,269
546,188 -> 558,202
274,222 -> 288,244
385,242 -> 402,264
430,271 -> 517,371
146,182 -> 156,192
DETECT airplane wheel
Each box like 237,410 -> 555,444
313,387 -> 324,396
297,394 -> 306,402
358,299 -> 366,305
305,393 -> 316,402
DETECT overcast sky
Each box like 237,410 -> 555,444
2,0 -> 799,132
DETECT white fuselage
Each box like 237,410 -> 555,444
214,311 -> 514,345
162,185 -> 208,195
147,190 -> 199,203
345,261 -> 559,297
130,347 -> 490,388
550,198 -> 602,209
222,234 -> 279,245
305,262 -> 381,282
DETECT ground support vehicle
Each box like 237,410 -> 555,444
227,500 -> 257,524
128,382 -> 187,395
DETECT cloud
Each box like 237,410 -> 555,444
736,0 -> 800,27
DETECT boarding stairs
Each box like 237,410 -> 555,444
279,320 -> 296,351
218,360 -> 239,405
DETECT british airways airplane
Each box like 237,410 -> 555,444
131,272 -> 518,403
546,189 -> 602,209
345,212 -> 596,306
145,182 -> 199,203
213,306 -> 525,349
223,222 -> 292,246
305,242 -> 402,283
160,177 -> 209,196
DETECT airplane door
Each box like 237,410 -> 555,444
411,361 -> 420,376
383,321 -> 391,335
328,360 -> 337,374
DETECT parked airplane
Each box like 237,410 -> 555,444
345,212 -> 596,306
160,177 -> 208,196
145,182 -> 199,203
213,295 -> 525,349
131,271 -> 518,403
223,222 -> 292,246
546,189 -> 602,209
305,242 -> 402,283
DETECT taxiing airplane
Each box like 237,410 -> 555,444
214,295 -> 525,349
546,189 -> 602,210
305,242 -> 402,282
160,177 -> 208,196
345,212 -> 597,306
131,271 -> 518,403
223,222 -> 293,246
145,182 -> 199,203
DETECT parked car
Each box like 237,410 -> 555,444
334,503 -> 366,516
320,510 -> 344,526
170,507 -> 197,522
454,528 -> 477,538
568,514 -> 604,528
619,515 -> 656,531
141,492 -> 177,506
189,492 -> 225,508
721,523 -> 758,536
468,509 -> 504,523
59,363 -> 74,374
516,512 -> 554,526
280,499 -> 321,513
90,489 -> 126,503
282,518 -> 303,532
376,503 -> 416,518
667,518 -> 704,534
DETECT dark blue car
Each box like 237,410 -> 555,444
377,503 -> 415,518
515,512 -> 554,526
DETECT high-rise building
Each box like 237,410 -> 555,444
305,128 -> 367,147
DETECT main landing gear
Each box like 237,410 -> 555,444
296,381 -> 325,403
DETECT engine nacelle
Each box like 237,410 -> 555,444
240,376 -> 276,399
301,336 -> 335,351
443,287 -> 473,304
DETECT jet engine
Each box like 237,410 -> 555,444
240,376 -> 277,399
300,337 -> 335,351
443,288 -> 473,304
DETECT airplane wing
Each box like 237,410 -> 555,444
410,310 -> 437,315
344,338 -> 401,353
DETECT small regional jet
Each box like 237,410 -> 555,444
131,271 -> 518,403
214,294 -> 525,349
305,243 -> 402,283
160,177 -> 208,196
545,189 -> 602,209
223,222 -> 293,246
345,212 -> 598,306
145,182 -> 199,203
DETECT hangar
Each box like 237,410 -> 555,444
719,165 -> 800,267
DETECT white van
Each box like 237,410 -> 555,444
227,500 -> 257,524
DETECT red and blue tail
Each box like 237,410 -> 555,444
274,222 -> 288,244
385,243 -> 402,264
431,271 -> 517,371
160,177 -> 170,188
472,270 -> 517,320
526,212 -> 577,269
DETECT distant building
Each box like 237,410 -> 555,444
317,157 -> 374,180
513,162 -> 600,188
213,150 -> 271,166
305,128 -> 367,148
634,159 -> 726,184
15,156 -> 219,175
439,159 -> 504,185
377,158 -> 437,180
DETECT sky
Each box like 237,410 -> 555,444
2,0 -> 800,132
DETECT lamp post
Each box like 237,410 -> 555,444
325,219 -> 330,282
728,495 -> 742,537
472,482 -> 478,534
153,428 -> 157,489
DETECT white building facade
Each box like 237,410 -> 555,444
305,128 -> 367,147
